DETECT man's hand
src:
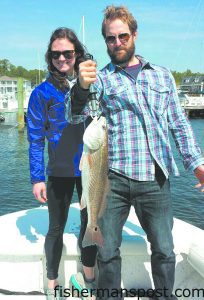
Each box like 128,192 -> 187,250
32,182 -> 47,203
78,60 -> 97,89
194,165 -> 204,192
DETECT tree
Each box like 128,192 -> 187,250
28,69 -> 47,87
0,58 -> 46,86
0,59 -> 13,75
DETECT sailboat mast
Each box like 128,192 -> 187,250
82,15 -> 85,45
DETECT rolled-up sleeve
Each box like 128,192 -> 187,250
167,72 -> 204,171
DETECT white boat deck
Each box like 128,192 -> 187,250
0,203 -> 204,300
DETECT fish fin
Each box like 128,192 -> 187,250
82,225 -> 104,247
79,154 -> 84,171
80,196 -> 87,210
87,153 -> 93,168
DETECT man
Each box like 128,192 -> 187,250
67,5 -> 204,300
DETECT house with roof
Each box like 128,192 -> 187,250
179,75 -> 204,94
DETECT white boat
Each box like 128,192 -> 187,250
0,203 -> 203,300
0,91 -> 31,112
0,76 -> 32,112
178,92 -> 204,108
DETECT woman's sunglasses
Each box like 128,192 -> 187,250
105,33 -> 131,45
50,50 -> 75,60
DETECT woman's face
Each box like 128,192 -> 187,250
51,38 -> 76,75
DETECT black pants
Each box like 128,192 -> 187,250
44,176 -> 97,280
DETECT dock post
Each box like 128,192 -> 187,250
17,77 -> 25,132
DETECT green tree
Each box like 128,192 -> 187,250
0,59 -> 12,75
28,69 -> 47,87
0,58 -> 46,86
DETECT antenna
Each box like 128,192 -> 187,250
37,50 -> 41,84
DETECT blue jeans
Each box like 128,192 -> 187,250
97,168 -> 176,300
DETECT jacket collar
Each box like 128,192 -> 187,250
47,73 -> 77,93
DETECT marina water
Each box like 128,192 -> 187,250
0,112 -> 204,229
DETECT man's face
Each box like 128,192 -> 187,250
105,19 -> 137,66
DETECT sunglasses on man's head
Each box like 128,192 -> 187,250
105,33 -> 131,45
50,50 -> 75,60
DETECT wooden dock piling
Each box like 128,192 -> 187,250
17,78 -> 25,132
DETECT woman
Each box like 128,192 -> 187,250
27,27 -> 97,299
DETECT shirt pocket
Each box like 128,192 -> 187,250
105,85 -> 128,112
148,84 -> 170,116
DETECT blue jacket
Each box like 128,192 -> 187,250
27,77 -> 85,184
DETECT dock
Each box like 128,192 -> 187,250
183,106 -> 204,118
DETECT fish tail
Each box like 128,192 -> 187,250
82,225 -> 104,248
80,196 -> 87,210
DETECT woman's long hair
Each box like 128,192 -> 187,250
45,27 -> 87,89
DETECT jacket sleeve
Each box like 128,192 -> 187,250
167,72 -> 204,171
27,88 -> 46,184
71,81 -> 90,114
65,75 -> 103,124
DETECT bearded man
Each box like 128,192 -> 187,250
67,5 -> 204,300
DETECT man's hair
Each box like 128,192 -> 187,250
101,5 -> 138,38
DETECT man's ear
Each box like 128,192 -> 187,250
133,31 -> 138,42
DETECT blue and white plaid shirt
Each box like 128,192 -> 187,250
66,55 -> 204,181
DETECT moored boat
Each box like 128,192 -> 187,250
178,91 -> 204,117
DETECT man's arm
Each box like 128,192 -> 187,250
167,72 -> 204,191
66,59 -> 99,122
72,59 -> 97,114
167,72 -> 204,171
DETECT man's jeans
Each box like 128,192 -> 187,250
97,168 -> 176,300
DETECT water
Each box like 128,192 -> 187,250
0,112 -> 204,229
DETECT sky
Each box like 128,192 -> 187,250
0,0 -> 204,73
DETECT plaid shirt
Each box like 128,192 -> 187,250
66,55 -> 204,180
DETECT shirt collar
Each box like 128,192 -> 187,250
107,55 -> 154,74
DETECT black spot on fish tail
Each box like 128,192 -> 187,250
82,225 -> 104,248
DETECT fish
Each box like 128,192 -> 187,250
80,115 -> 109,247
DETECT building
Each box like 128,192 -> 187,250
179,75 -> 204,94
0,76 -> 32,111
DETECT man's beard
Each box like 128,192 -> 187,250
107,42 -> 135,66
